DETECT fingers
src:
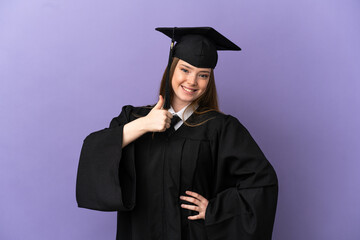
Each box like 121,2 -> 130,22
187,214 -> 203,220
180,204 -> 200,212
162,111 -> 173,129
184,191 -> 206,202
147,96 -> 175,132
153,95 -> 164,109
180,202 -> 205,220
158,122 -> 170,132
166,111 -> 174,119
180,195 -> 201,206
180,191 -> 209,220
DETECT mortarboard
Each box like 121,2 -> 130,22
156,27 -> 241,109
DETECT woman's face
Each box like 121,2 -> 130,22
171,59 -> 211,110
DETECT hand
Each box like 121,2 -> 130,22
144,95 -> 173,132
180,191 -> 209,220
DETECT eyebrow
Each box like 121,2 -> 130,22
180,64 -> 211,74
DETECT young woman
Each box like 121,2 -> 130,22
76,27 -> 278,240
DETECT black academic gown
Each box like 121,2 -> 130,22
76,105 -> 278,240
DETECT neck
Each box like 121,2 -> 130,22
171,100 -> 192,113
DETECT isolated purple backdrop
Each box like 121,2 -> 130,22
1,0 -> 359,239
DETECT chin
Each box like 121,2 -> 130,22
181,96 -> 197,102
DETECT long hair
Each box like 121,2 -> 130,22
158,57 -> 221,127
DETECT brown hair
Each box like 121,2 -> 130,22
158,57 -> 221,127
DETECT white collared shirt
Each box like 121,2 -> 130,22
168,103 -> 199,130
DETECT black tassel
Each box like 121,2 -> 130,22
163,27 -> 176,109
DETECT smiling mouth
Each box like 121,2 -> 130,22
181,85 -> 197,93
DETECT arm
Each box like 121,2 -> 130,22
122,117 -> 148,148
76,96 -> 173,211
204,115 -> 278,240
76,105 -> 137,211
122,95 -> 172,148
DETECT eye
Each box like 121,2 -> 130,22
181,68 -> 189,73
199,74 -> 209,79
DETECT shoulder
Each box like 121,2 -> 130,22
200,111 -> 250,138
197,109 -> 242,127
109,104 -> 154,127
118,104 -> 154,120
190,108 -> 226,123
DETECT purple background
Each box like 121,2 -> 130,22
1,0 -> 359,239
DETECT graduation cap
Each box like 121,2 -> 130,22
156,27 -> 241,109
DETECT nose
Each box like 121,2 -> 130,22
186,73 -> 197,85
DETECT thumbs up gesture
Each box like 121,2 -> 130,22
144,95 -> 173,132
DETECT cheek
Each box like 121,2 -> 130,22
171,71 -> 180,87
172,74 -> 185,89
199,81 -> 209,92
171,77 -> 179,90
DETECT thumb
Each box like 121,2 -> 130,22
153,95 -> 164,109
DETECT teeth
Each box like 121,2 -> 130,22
182,86 -> 195,92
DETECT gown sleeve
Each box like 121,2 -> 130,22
76,105 -> 136,211
204,115 -> 278,240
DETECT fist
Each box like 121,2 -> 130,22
144,95 -> 173,132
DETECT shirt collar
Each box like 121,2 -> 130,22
168,103 -> 199,122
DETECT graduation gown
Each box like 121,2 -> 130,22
76,105 -> 278,240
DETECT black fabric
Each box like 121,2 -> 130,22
156,27 -> 241,69
173,34 -> 218,69
171,114 -> 181,127
156,27 -> 241,51
76,105 -> 278,240
171,114 -> 181,128
165,114 -> 181,136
